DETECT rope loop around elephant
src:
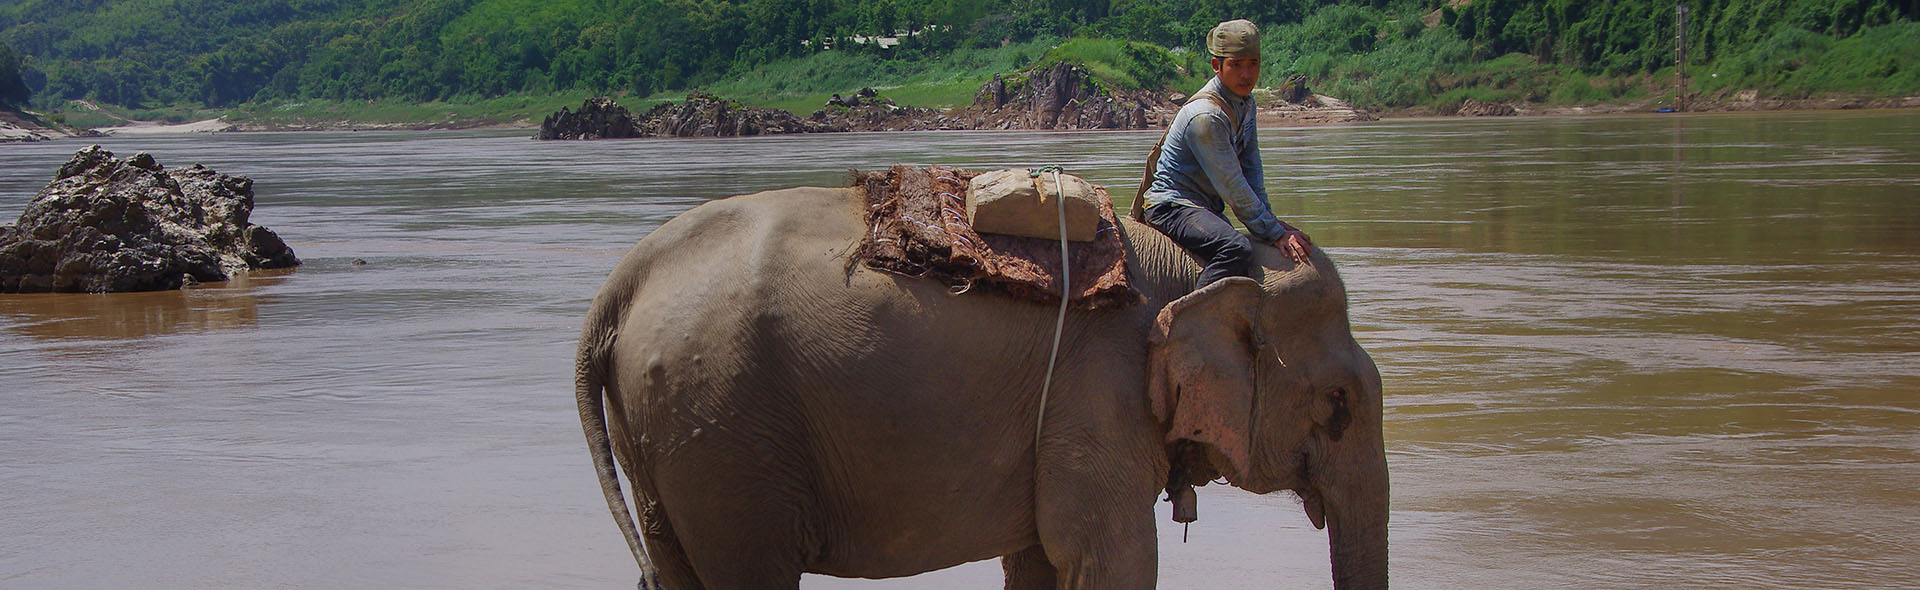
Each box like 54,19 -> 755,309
1029,165 -> 1071,452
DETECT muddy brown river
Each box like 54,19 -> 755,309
3,110 -> 1916,588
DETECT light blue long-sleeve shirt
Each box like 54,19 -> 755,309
1142,77 -> 1288,244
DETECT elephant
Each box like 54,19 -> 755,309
574,185 -> 1387,589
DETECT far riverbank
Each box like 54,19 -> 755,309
11,89 -> 1919,142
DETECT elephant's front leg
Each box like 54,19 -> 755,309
1029,452 -> 1162,588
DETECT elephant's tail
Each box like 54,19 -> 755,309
575,327 -> 657,583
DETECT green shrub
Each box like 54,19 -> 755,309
1547,73 -> 1610,104
1702,25 -> 1835,97
693,37 -> 1058,110
1032,38 -> 1194,91
1790,20 -> 1920,95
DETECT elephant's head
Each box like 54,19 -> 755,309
1148,247 -> 1388,589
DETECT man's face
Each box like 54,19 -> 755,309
1211,56 -> 1260,97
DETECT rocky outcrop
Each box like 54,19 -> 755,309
1241,77 -> 1377,125
809,87 -> 965,131
537,97 -> 642,140
1457,98 -> 1519,116
637,91 -> 843,137
960,63 -> 1156,130
535,93 -> 847,139
826,87 -> 882,108
1259,92 -> 1379,124
1276,75 -> 1312,104
0,146 -> 299,293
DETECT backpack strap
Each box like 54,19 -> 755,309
1131,90 -> 1238,223
1130,124 -> 1175,222
1190,90 -> 1240,136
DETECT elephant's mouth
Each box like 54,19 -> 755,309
1295,486 -> 1327,530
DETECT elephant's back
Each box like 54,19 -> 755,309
625,185 -> 867,267
601,185 -> 892,393
604,186 -> 867,306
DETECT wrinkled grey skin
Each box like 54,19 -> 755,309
576,187 -> 1387,589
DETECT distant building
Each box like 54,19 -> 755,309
801,25 -> 949,51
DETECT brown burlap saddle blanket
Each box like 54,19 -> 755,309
852,165 -> 1140,310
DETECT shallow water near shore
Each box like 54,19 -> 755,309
3,111 -> 1917,589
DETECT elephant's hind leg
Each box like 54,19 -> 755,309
652,453 -> 810,588
667,502 -> 806,589
637,501 -> 704,590
1002,545 -> 1057,590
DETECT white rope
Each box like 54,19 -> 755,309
1035,167 -> 1070,450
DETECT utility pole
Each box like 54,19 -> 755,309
1675,3 -> 1689,112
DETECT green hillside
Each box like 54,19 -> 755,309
2,1 -> 1916,123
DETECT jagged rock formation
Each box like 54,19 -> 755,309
810,88 -> 964,131
637,90 -> 843,137
529,71 -> 1386,140
1260,93 -> 1378,124
962,63 -> 1156,130
826,87 -> 881,108
535,92 -> 846,139
1457,98 -> 1519,116
0,146 -> 299,293
1251,80 -> 1378,124
1277,75 -> 1312,104
537,97 -> 642,140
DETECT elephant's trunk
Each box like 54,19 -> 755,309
1328,500 -> 1388,589
1324,436 -> 1389,590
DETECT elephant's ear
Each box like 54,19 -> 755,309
1148,276 -> 1262,483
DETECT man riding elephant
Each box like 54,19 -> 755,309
575,18 -> 1387,590
1138,19 -> 1315,287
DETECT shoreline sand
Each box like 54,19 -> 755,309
8,93 -> 1918,140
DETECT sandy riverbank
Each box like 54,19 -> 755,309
0,121 -> 49,142
0,109 -> 62,142
93,118 -> 238,136
1382,92 -> 1920,118
10,91 -> 1920,141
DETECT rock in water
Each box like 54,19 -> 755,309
1457,98 -> 1519,117
636,90 -> 843,137
0,146 -> 300,293
537,97 -> 642,140
809,90 -> 951,132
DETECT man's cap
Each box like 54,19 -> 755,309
1207,19 -> 1261,58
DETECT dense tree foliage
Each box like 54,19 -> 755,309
0,42 -> 28,106
1441,0 -> 1917,73
0,0 -> 1914,109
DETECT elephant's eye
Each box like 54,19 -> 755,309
1324,387 -> 1352,441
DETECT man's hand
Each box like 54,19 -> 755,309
1275,229 -> 1313,264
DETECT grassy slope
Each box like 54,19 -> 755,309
665,38 -> 1059,114
1268,9 -> 1920,114
37,17 -> 1920,129
53,37 -> 1211,129
697,37 -> 1208,114
209,39 -> 1066,128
